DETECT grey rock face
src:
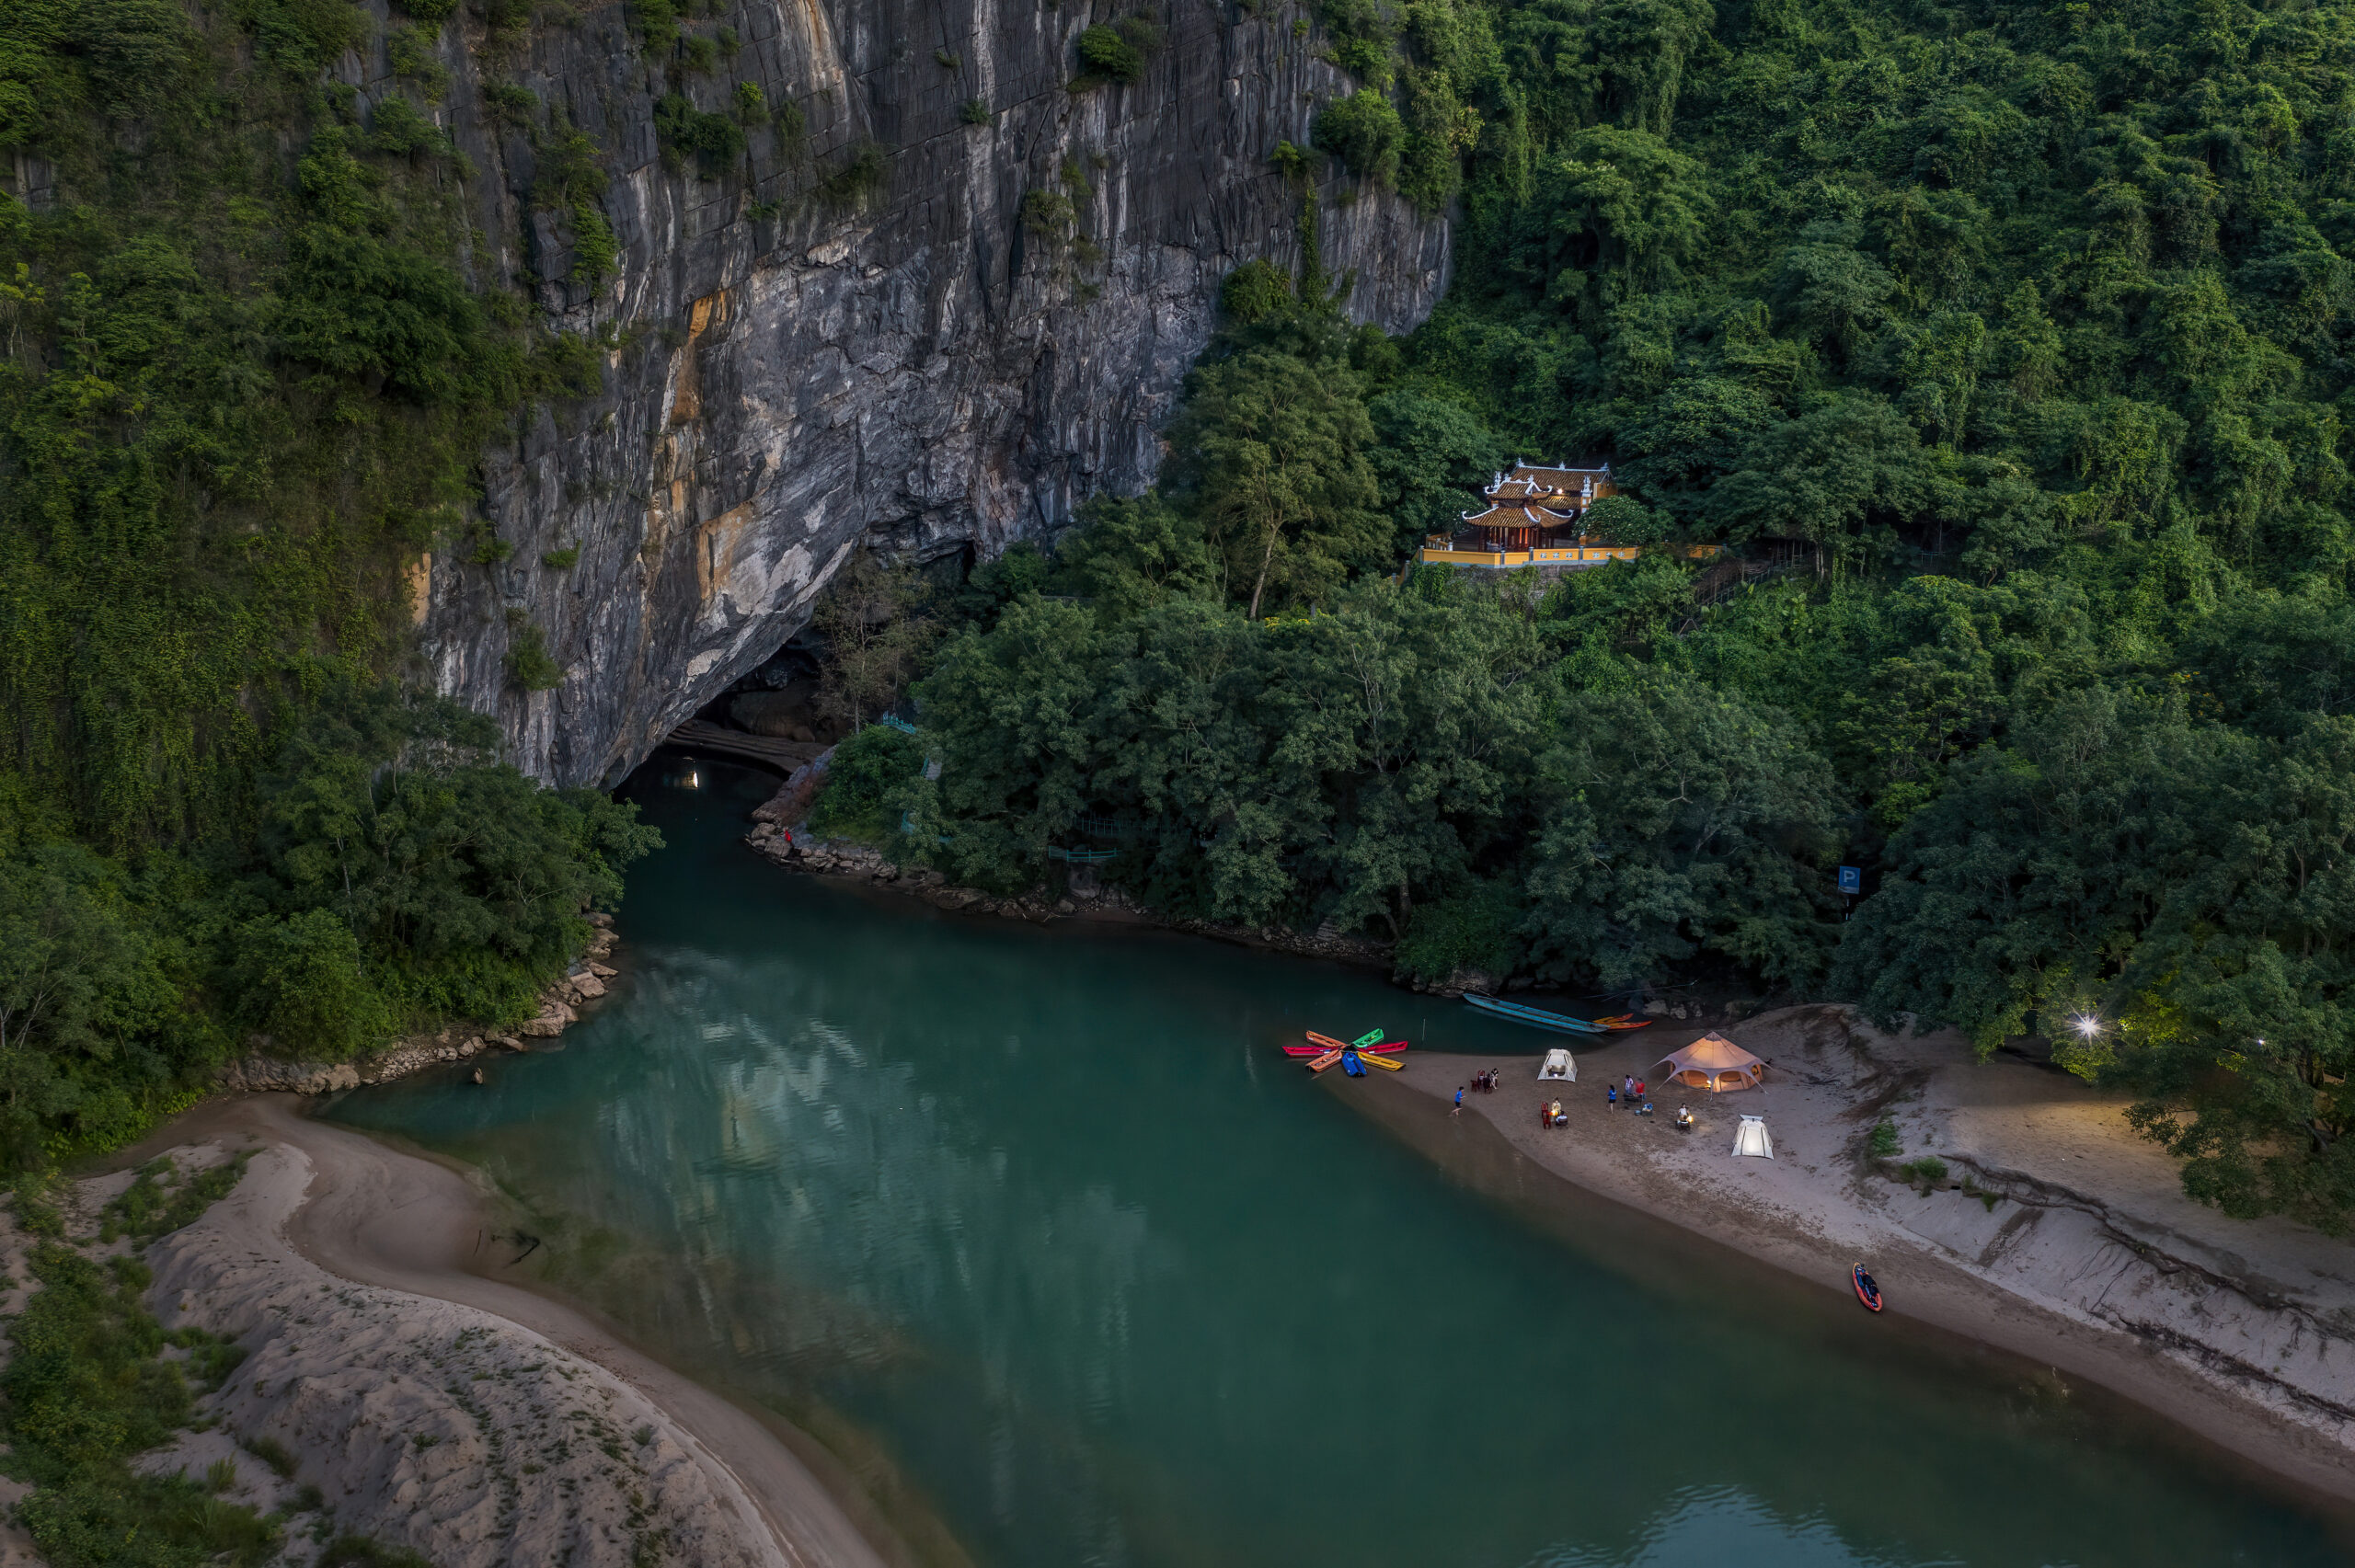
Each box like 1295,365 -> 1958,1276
401,0 -> 1449,785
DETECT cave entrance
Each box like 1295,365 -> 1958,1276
691,628 -> 841,747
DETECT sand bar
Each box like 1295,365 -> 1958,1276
114,1094 -> 890,1568
1354,1004 -> 2355,1513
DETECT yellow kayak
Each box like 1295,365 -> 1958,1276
1358,1049 -> 1404,1071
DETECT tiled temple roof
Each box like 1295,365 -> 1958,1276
1482,461 -> 1613,506
1461,501 -> 1579,530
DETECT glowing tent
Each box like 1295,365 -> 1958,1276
1538,1048 -> 1577,1082
1731,1116 -> 1774,1159
1651,1033 -> 1766,1093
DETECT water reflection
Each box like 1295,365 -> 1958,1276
334,758 -> 2347,1568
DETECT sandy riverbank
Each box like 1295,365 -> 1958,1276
101,1096 -> 890,1568
1350,1004 -> 2355,1512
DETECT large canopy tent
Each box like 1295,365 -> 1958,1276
1652,1034 -> 1766,1093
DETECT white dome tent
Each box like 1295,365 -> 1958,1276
1731,1116 -> 1775,1159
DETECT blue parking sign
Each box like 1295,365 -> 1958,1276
1837,865 -> 1861,895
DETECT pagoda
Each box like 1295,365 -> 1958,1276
1414,462 -> 1721,573
1416,462 -> 1637,570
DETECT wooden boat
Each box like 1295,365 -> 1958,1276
1852,1264 -> 1883,1313
1463,994 -> 1608,1035
1590,1013 -> 1653,1031
1358,1048 -> 1404,1071
1304,1048 -> 1343,1073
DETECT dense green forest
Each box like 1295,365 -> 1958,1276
0,0 -> 655,1173
833,0 -> 2355,1226
4,0 -> 2352,1229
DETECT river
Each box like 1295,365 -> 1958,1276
329,756 -> 2350,1568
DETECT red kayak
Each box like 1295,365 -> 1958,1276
1853,1263 -> 1883,1312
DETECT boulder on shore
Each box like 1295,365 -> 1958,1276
752,749 -> 834,827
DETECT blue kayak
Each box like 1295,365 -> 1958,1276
1341,1047 -> 1367,1076
1463,994 -> 1609,1036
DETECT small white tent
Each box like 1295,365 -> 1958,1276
1538,1048 -> 1576,1082
1731,1116 -> 1774,1159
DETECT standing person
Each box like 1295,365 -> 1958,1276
1453,1086 -> 1465,1117
1607,1084 -> 1617,1108
1635,1077 -> 1647,1101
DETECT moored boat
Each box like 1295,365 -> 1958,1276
1853,1264 -> 1883,1312
1304,1048 -> 1343,1073
1590,1013 -> 1653,1031
1358,1048 -> 1404,1070
1463,994 -> 1608,1035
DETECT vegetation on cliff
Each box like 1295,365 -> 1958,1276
867,0 -> 2355,1226
0,0 -> 655,1168
4,0 -> 2351,1226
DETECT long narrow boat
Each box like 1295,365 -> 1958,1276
1590,1013 -> 1654,1032
1358,1048 -> 1404,1071
1304,1048 -> 1343,1073
1463,994 -> 1609,1035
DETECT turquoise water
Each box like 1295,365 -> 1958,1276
331,759 -> 2350,1568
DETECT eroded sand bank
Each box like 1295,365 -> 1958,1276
115,1096 -> 889,1568
1356,1003 -> 2355,1510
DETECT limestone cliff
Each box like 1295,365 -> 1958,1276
395,0 -> 1450,785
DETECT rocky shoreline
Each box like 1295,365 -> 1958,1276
215,915 -> 622,1095
743,817 -> 1401,968
742,820 -> 1754,1027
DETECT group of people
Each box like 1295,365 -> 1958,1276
1452,1070 -> 1503,1117
1606,1073 -> 1653,1116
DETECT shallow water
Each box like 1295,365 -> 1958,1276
331,758 -> 2350,1568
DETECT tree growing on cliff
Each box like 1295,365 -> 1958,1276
811,554 -> 939,730
1161,349 -> 1385,618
